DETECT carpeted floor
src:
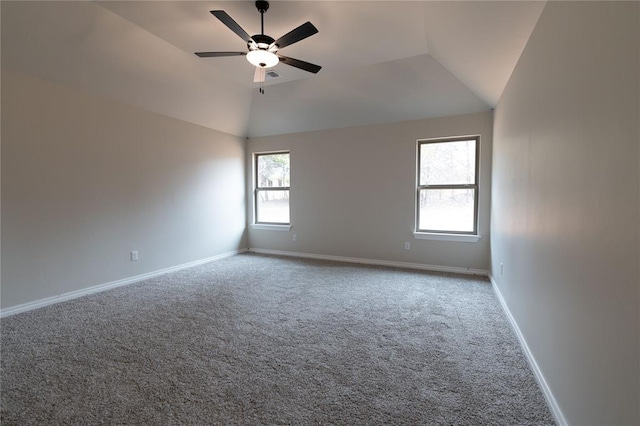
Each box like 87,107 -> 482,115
1,253 -> 555,425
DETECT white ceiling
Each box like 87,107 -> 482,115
1,1 -> 545,137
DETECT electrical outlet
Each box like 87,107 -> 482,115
292,234 -> 297,242
500,263 -> 504,276
404,242 -> 411,250
131,250 -> 139,261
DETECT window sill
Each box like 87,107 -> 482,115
251,224 -> 292,232
413,232 -> 481,243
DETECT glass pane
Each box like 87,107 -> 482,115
257,153 -> 290,188
419,188 -> 475,232
420,140 -> 476,185
257,190 -> 290,223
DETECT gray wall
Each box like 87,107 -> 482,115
491,2 -> 639,424
247,112 -> 492,271
1,70 -> 247,309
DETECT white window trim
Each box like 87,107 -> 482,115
415,135 -> 481,237
254,151 -> 291,228
413,232 -> 481,243
251,224 -> 292,231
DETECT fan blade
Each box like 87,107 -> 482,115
195,51 -> 246,58
271,21 -> 318,50
254,67 -> 266,83
210,10 -> 251,42
278,55 -> 322,74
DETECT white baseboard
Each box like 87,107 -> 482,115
489,274 -> 567,426
248,248 -> 489,276
0,249 -> 247,318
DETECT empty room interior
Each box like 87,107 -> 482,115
1,1 -> 638,425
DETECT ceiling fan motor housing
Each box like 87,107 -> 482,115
250,34 -> 276,50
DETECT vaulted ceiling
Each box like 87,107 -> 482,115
1,1 -> 545,137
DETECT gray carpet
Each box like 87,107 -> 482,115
1,253 -> 554,425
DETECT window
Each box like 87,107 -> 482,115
255,152 -> 290,225
417,136 -> 479,235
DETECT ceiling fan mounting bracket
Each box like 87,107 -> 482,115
256,1 -> 270,14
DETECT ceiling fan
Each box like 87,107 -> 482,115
195,1 -> 321,90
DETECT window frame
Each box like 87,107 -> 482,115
254,151 -> 291,226
416,136 -> 480,236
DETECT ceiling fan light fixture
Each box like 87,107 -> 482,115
246,50 -> 279,68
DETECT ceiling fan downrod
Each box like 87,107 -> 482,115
256,1 -> 269,35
